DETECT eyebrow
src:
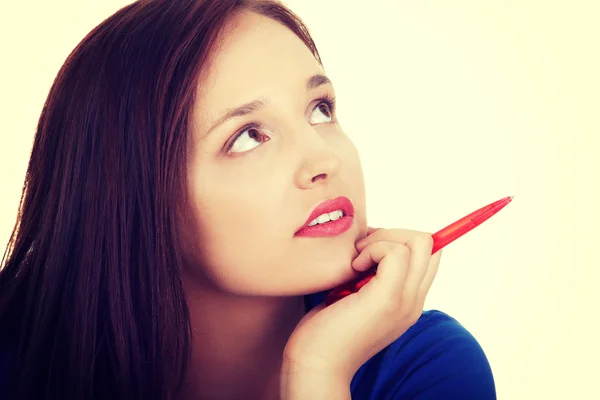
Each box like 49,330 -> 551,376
202,74 -> 332,138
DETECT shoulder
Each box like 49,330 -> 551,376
350,310 -> 496,400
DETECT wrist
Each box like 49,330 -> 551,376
280,359 -> 351,400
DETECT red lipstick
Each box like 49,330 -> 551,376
295,196 -> 354,237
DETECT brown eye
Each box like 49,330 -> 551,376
229,125 -> 269,154
309,99 -> 335,125
318,103 -> 331,117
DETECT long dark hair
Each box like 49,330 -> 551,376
0,1 -> 321,398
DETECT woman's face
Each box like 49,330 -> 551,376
182,11 -> 367,296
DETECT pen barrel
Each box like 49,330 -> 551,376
431,196 -> 512,253
431,217 -> 476,254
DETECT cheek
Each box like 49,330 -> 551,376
339,137 -> 365,186
341,139 -> 368,229
188,196 -> 286,283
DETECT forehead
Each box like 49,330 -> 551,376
194,12 -> 324,125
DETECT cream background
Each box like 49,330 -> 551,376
0,1 -> 598,398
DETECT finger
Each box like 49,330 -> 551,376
356,228 -> 426,252
351,239 -> 400,272
354,242 -> 410,302
417,249 -> 442,301
367,226 -> 383,235
402,233 -> 434,302
351,241 -> 383,272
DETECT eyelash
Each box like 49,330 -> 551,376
226,94 -> 337,152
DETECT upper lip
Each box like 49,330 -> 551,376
296,196 -> 354,232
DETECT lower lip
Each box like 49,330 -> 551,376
295,216 -> 354,237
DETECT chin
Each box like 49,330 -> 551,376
315,261 -> 360,292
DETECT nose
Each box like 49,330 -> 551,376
294,148 -> 342,189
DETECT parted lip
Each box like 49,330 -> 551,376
296,196 -> 354,233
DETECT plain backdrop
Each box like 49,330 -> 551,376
1,1 -> 598,399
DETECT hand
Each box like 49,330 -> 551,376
282,227 -> 442,383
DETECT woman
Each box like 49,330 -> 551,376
0,0 -> 496,398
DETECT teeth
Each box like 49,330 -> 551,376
307,210 -> 344,227
329,210 -> 343,221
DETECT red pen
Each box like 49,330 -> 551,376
324,195 -> 514,306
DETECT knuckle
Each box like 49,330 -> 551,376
392,243 -> 410,258
413,233 -> 434,249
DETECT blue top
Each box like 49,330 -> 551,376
0,292 -> 496,399
305,291 -> 496,399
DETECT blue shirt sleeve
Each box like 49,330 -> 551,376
349,309 -> 496,399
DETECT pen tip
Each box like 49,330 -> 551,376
509,195 -> 515,200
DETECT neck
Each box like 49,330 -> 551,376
180,288 -> 307,400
